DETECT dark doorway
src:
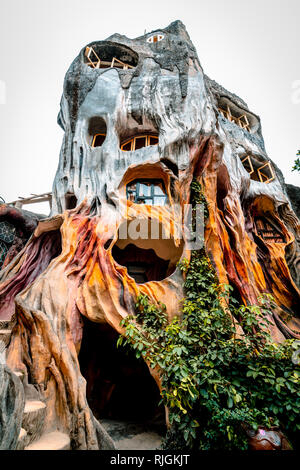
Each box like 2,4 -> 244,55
78,318 -> 164,423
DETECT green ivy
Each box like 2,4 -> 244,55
117,181 -> 300,450
292,150 -> 300,171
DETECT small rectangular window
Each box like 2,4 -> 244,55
149,136 -> 158,146
134,136 -> 147,150
153,183 -> 165,196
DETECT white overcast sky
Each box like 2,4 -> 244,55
0,0 -> 299,214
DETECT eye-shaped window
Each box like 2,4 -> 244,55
126,180 -> 167,205
147,34 -> 164,43
91,133 -> 106,147
121,135 -> 158,152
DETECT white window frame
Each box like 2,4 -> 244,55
147,34 -> 164,44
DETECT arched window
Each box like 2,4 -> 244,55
121,135 -> 158,152
217,97 -> 258,133
126,179 -> 167,205
147,34 -> 164,44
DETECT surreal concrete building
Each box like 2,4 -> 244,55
0,20 -> 299,450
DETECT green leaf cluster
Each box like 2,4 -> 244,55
117,183 -> 300,450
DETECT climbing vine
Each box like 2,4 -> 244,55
117,181 -> 300,450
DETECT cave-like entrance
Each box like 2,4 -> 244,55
78,317 -> 165,446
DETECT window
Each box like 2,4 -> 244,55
91,133 -> 106,147
65,193 -> 77,210
255,217 -> 285,243
147,34 -> 164,43
240,156 -> 275,184
120,135 -> 158,152
256,162 -> 275,183
0,221 -> 15,268
0,221 -> 15,244
112,243 -> 172,283
126,180 -> 167,205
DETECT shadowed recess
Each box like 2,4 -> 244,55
78,320 -> 164,423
